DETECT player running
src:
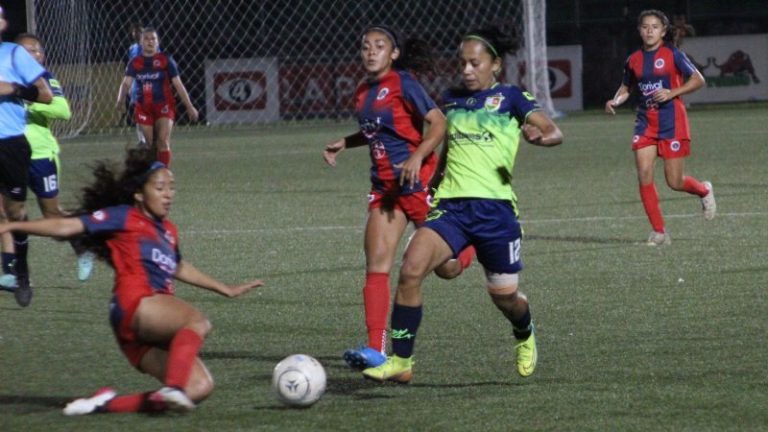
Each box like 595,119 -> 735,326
362,26 -> 563,383
0,148 -> 263,415
323,25 -> 475,371
606,9 -> 715,246
116,27 -> 198,167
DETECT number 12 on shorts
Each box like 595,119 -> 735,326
509,239 -> 521,264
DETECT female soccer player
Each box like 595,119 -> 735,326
17,33 -> 95,282
323,25 -> 474,370
0,149 -> 263,414
116,28 -> 198,167
606,9 -> 715,246
362,26 -> 563,383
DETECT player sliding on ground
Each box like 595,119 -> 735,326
0,149 -> 263,415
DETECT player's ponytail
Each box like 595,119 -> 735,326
76,148 -> 159,263
462,25 -> 519,60
362,24 -> 436,76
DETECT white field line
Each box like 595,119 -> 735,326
182,211 -> 768,235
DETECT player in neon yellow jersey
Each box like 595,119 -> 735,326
364,26 -> 563,383
0,34 -> 95,292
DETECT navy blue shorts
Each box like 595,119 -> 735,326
424,198 -> 523,274
29,157 -> 60,199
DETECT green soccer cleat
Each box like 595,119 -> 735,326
362,354 -> 414,384
514,327 -> 537,378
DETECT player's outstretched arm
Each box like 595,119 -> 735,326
115,76 -> 133,110
323,132 -> 366,167
0,217 -> 84,238
523,111 -> 563,147
606,85 -> 630,115
175,260 -> 263,298
171,76 -> 199,122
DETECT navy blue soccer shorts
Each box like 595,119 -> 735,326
424,198 -> 523,274
29,156 -> 60,199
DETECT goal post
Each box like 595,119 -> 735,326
27,0 -> 552,137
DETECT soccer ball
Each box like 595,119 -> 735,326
272,354 -> 326,407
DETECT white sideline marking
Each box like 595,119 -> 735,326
182,211 -> 767,235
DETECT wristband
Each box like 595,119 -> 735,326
13,83 -> 40,102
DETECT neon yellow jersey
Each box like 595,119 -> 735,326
25,71 -> 71,160
435,84 -> 539,202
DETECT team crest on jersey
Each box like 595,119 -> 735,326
153,59 -> 162,68
91,210 -> 107,222
360,116 -> 381,138
466,97 -> 477,106
484,94 -> 505,112
632,135 -> 640,143
654,58 -> 665,69
670,140 -> 681,152
164,230 -> 175,246
376,87 -> 390,100
371,140 -> 386,160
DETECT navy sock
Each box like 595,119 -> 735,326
511,308 -> 532,340
12,232 -> 28,275
1,252 -> 15,274
390,303 -> 422,358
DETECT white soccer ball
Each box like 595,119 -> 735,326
272,354 -> 326,407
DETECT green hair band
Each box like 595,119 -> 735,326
463,35 -> 499,58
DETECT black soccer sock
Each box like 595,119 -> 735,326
1,252 -> 16,274
511,308 -> 532,340
390,303 -> 422,358
12,232 -> 29,275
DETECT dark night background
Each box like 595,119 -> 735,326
2,0 -> 766,108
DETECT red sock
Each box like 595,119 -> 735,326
682,176 -> 708,197
639,183 -> 665,233
106,392 -> 164,413
363,272 -> 390,352
457,246 -> 476,270
157,150 -> 172,167
164,328 -> 203,389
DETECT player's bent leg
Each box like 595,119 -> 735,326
397,227 -> 453,305
433,245 -> 475,280
140,348 -> 213,405
486,273 -> 537,378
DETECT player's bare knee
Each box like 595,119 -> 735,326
186,371 -> 214,402
187,315 -> 212,338
433,259 -> 462,280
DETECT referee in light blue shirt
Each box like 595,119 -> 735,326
0,5 -> 54,307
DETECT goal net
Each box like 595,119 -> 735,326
28,0 -> 552,137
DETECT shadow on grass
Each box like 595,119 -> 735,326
0,394 -> 69,413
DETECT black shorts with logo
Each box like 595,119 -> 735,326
0,135 -> 31,202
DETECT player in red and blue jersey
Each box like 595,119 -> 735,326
323,25 -> 474,370
0,149 -> 262,415
116,28 -> 198,167
606,9 -> 716,246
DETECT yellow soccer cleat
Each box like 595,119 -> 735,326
362,355 -> 414,384
514,328 -> 538,378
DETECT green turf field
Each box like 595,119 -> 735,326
1,105 -> 767,431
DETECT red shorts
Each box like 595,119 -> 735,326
632,135 -> 690,159
368,189 -> 431,225
135,102 -> 176,126
109,286 -> 160,368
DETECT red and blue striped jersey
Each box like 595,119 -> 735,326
355,69 -> 438,194
79,205 -> 180,297
126,53 -> 179,107
622,42 -> 698,139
